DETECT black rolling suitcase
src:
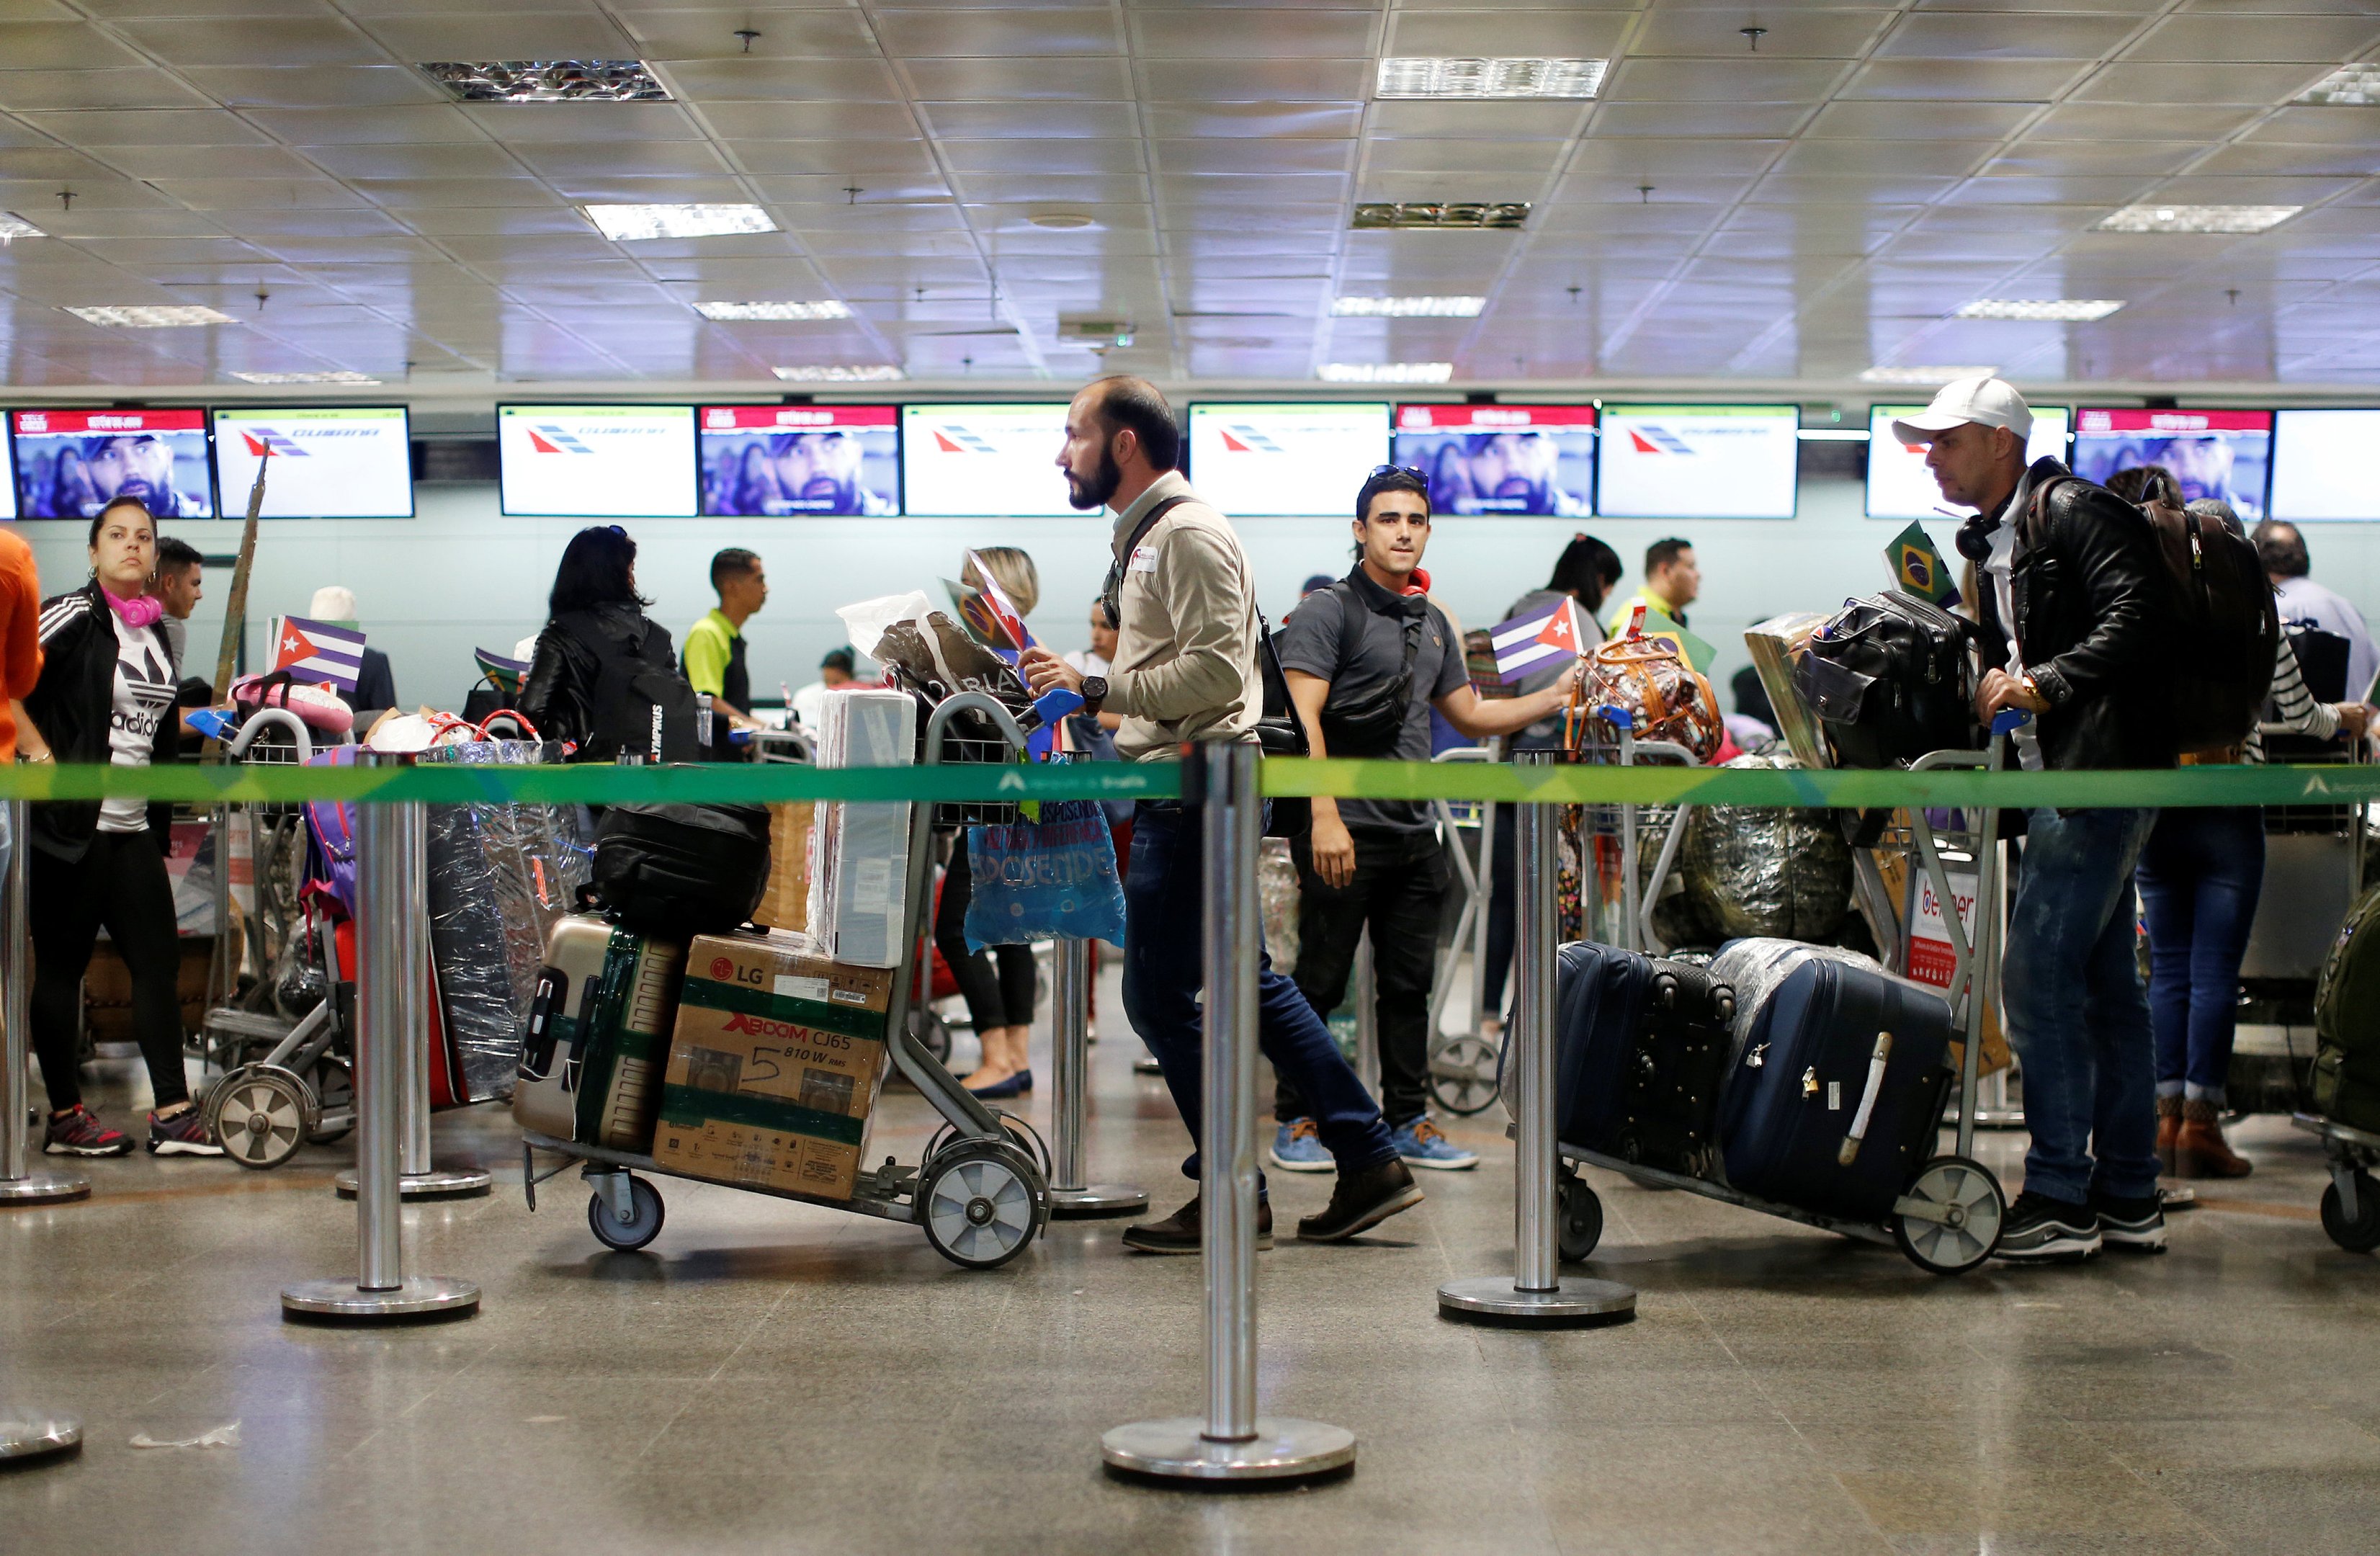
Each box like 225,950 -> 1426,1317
1718,954 -> 1955,1222
1552,941 -> 1737,1178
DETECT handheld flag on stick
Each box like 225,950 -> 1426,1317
959,550 -> 1033,652
1887,520 -> 1959,608
1488,595 -> 1586,683
270,614 -> 367,692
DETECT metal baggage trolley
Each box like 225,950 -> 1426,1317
2292,1113 -> 2380,1253
519,692 -> 1055,1270
1550,712 -> 2022,1276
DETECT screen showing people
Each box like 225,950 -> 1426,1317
496,404 -> 697,517
1867,405 -> 2071,519
1596,404 -> 1799,519
1185,403 -> 1390,517
699,405 -> 899,517
11,408 -> 216,519
212,406 -> 413,519
1390,404 -> 1594,515
2269,408 -> 2380,522
900,403 -> 1075,517
2072,408 -> 2271,519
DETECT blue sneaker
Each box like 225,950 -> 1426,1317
1268,1117 -> 1333,1173
1390,1115 -> 1478,1171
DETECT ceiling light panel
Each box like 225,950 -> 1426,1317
65,305 -> 236,328
1859,365 -> 1999,385
419,61 -> 669,104
1318,362 -> 1454,383
1331,295 -> 1485,318
2296,63 -> 2380,106
229,370 -> 383,385
583,204 -> 777,241
695,300 -> 851,321
1377,58 -> 1607,100
1954,298 -> 2125,321
2097,203 -> 2299,234
1352,202 -> 1530,231
772,365 -> 905,382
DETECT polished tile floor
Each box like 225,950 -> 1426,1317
4,975 -> 2378,1555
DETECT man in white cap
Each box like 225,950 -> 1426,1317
1893,375 -> 2171,1265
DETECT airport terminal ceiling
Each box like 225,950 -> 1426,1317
1,1 -> 2379,401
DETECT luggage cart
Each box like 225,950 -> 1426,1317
519,692 -> 1054,1270
1551,715 -> 2022,1276
1425,744 -> 1502,1115
2291,1113 -> 2380,1253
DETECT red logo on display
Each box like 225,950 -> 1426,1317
934,431 -> 965,452
709,957 -> 735,981
1220,431 -> 1253,452
528,430 -> 566,454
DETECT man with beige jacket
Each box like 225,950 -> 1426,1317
1021,375 -> 1421,1254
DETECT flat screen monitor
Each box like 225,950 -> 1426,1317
1391,403 -> 1595,516
1186,403 -> 1390,517
2270,408 -> 2380,522
496,404 -> 697,517
10,407 -> 216,520
899,403 -> 1073,517
699,404 -> 900,517
2072,407 -> 2271,519
0,424 -> 14,521
1866,405 -> 2071,519
212,406 -> 413,519
1596,404 -> 1799,519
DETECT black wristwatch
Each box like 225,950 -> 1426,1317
1081,675 -> 1108,715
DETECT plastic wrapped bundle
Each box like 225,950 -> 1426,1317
1648,755 -> 1851,949
1707,937 -> 1885,1070
421,740 -> 589,1101
806,688 -> 918,968
1259,837 -> 1301,973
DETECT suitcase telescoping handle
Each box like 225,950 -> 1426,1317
1837,1031 -> 1894,1166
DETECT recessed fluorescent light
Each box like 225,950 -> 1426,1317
64,305 -> 236,328
1377,58 -> 1606,99
1859,365 -> 1999,385
419,61 -> 668,103
696,300 -> 851,321
2297,63 -> 2380,106
583,203 -> 775,241
0,212 -> 45,241
1351,202 -> 1529,231
2098,204 -> 2299,235
1318,362 -> 1454,384
772,365 -> 905,383
228,370 -> 382,385
1954,298 -> 2124,322
1797,428 -> 1871,442
1331,295 -> 1485,318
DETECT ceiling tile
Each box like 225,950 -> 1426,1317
1606,58 -> 1854,103
2124,14 -> 2380,63
178,66 -> 449,107
465,104 -> 706,143
112,15 -> 382,66
300,141 -> 529,179
659,58 -> 905,101
1840,58 -> 2090,100
1629,8 -> 1891,58
1138,58 -> 1372,101
874,9 -> 1122,57
921,101 -> 1138,138
2026,101 -> 2258,140
898,58 -> 1135,101
1159,138 -> 1349,176
1148,102 -> 1366,138
1805,99 -> 2040,140
945,136 -> 1143,175
0,68 -> 215,111
623,8 -> 879,59
245,105 -> 487,144
1588,101 -> 1812,137
2072,62 -> 2336,104
1139,6 -> 1377,55
698,102 -> 919,139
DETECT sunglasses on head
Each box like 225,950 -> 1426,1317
1367,463 -> 1428,489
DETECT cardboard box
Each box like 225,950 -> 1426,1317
650,930 -> 894,1201
751,802 -> 815,934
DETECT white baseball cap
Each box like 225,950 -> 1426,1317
1890,376 -> 2033,446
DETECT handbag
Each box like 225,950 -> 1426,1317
962,800 -> 1128,948
1582,632 -> 1723,761
1253,609 -> 1311,838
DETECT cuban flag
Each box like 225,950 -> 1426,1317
1489,596 -> 1587,684
272,614 -> 365,692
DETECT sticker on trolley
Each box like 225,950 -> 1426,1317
1905,868 -> 1979,989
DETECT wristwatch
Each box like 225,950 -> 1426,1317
1081,675 -> 1108,715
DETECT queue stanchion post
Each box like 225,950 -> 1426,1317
284,759 -> 478,1320
1047,935 -> 1145,1219
1103,741 -> 1355,1483
1440,751 -> 1636,1324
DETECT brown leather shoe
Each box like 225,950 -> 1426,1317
1297,1156 -> 1423,1241
1121,1194 -> 1273,1254
2155,1094 -> 2183,1176
2175,1098 -> 2252,1179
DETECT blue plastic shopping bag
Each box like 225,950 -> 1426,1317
963,801 -> 1126,948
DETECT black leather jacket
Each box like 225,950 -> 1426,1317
518,602 -> 677,760
1959,457 -> 2173,773
24,582 -> 181,860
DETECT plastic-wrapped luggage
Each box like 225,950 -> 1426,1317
1548,940 -> 1737,1178
1648,755 -> 1851,948
1582,632 -> 1722,761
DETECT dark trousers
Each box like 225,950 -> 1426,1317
934,840 -> 1037,1031
31,829 -> 188,1113
1278,826 -> 1448,1126
2137,806 -> 2265,1104
1122,801 -> 1397,1183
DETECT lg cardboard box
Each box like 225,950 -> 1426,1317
650,929 -> 894,1202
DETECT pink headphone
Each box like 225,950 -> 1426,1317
102,586 -> 162,630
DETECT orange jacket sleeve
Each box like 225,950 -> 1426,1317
1,532 -> 41,701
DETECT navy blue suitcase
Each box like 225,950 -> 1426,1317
1552,941 -> 1737,1176
1718,956 -> 1955,1223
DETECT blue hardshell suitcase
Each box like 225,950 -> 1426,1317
1718,955 -> 1955,1223
1552,941 -> 1737,1177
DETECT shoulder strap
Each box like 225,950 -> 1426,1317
1100,494 -> 1194,629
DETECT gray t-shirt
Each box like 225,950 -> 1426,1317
1279,570 -> 1467,832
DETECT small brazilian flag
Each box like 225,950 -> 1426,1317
1888,521 -> 1959,609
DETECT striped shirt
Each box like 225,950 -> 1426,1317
2247,633 -> 2340,764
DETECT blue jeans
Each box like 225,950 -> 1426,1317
1123,801 -> 1397,1184
2137,807 -> 2265,1106
2001,806 -> 2160,1205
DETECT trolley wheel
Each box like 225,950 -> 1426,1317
306,1055 -> 353,1144
206,1063 -> 316,1171
920,1143 -> 1046,1270
1555,1171 -> 1604,1262
1428,1034 -> 1502,1117
1893,1155 -> 2005,1275
2320,1171 -> 2380,1253
587,1176 -> 665,1252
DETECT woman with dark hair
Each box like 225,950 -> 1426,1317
519,525 -> 690,761
14,496 -> 215,1157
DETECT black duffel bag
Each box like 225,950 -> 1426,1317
589,803 -> 771,936
1793,592 -> 1979,769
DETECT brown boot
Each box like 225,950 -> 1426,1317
2175,1098 -> 2252,1179
2155,1094 -> 2183,1176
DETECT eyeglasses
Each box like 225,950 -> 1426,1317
1367,463 -> 1428,488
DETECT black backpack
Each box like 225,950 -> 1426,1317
1793,592 -> 1979,769
1315,580 -> 1423,759
560,610 -> 699,764
589,804 -> 771,937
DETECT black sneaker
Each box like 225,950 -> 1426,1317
1992,1189 -> 2101,1264
43,1104 -> 131,1157
1121,1194 -> 1272,1254
2088,1189 -> 2168,1253
1297,1157 -> 1423,1242
147,1106 -> 224,1157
